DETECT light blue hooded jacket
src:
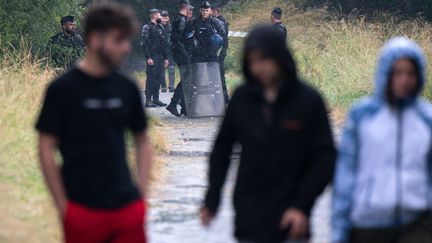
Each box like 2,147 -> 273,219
332,37 -> 432,243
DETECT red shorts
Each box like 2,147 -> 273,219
63,200 -> 147,243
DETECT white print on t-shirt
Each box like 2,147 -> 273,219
82,98 -> 123,109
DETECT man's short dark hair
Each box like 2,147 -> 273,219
272,7 -> 282,20
179,0 -> 191,11
84,3 -> 138,42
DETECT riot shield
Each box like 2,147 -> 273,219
181,62 -> 226,118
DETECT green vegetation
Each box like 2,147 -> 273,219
223,0 -> 432,122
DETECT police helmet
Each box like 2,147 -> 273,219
209,33 -> 224,56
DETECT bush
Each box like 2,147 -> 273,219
0,0 -> 84,54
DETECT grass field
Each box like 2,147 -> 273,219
223,0 -> 432,123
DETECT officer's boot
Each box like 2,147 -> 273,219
153,94 -> 167,107
180,98 -> 187,117
145,96 -> 157,108
166,102 -> 181,117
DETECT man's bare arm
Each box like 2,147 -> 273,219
135,131 -> 154,198
38,133 -> 67,214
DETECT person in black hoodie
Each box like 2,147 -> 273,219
200,25 -> 336,243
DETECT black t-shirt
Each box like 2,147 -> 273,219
36,67 -> 147,209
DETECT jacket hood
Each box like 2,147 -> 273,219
242,25 -> 298,92
374,37 -> 427,100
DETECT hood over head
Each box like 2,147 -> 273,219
375,37 -> 427,100
242,24 -> 298,90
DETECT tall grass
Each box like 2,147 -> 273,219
0,46 -> 60,242
223,0 -> 432,122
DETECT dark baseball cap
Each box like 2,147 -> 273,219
212,3 -> 222,9
272,7 -> 282,17
61,15 -> 75,25
161,10 -> 169,17
201,1 -> 211,9
180,0 -> 191,5
148,8 -> 161,15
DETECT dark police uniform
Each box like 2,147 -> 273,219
185,16 -> 226,63
47,15 -> 84,71
166,12 -> 191,116
271,7 -> 288,41
273,22 -> 288,41
141,21 -> 168,106
216,14 -> 230,103
47,33 -> 84,70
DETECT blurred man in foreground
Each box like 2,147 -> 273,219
36,3 -> 152,243
142,9 -> 169,108
161,10 -> 176,93
333,37 -> 432,243
271,7 -> 287,41
212,3 -> 230,103
47,15 -> 85,70
200,25 -> 335,243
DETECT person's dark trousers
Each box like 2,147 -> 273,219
168,64 -> 175,89
161,60 -> 175,91
145,55 -> 164,102
351,213 -> 432,243
170,65 -> 186,109
219,57 -> 229,104
171,81 -> 185,110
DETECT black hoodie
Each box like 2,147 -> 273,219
204,25 -> 336,242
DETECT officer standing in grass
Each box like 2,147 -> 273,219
212,3 -> 230,103
142,9 -> 170,108
166,0 -> 194,117
185,1 -> 226,63
271,7 -> 288,41
161,10 -> 176,93
47,16 -> 85,70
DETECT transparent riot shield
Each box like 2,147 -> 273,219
181,62 -> 226,118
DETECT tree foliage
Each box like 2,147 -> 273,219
0,0 -> 230,57
0,0 -> 84,52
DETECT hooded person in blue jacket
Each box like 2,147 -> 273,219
332,37 -> 432,243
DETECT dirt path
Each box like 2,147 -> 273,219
146,92 -> 331,243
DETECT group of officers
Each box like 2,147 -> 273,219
141,0 -> 230,117
46,1 -> 288,117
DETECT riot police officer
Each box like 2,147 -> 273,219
47,16 -> 85,70
271,7 -> 288,41
212,3 -> 230,103
161,10 -> 176,93
185,1 -> 226,63
141,9 -> 169,108
166,0 -> 193,117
